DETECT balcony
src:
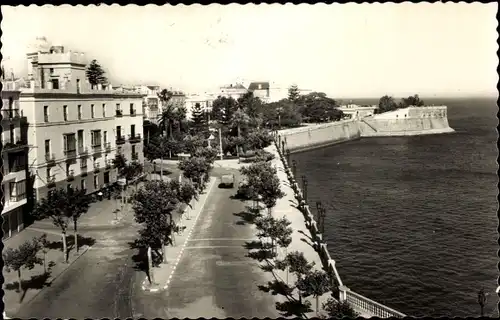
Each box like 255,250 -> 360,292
47,175 -> 56,188
105,160 -> 112,170
130,109 -> 137,117
45,153 -> 56,165
116,135 -> 126,145
105,142 -> 112,152
132,152 -> 139,160
9,163 -> 26,173
92,143 -> 102,152
66,169 -> 75,182
1,109 -> 21,121
78,146 -> 89,157
64,148 -> 77,159
128,133 -> 142,143
9,193 -> 27,203
93,162 -> 101,173
115,110 -> 123,117
3,139 -> 27,152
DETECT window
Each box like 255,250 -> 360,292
77,130 -> 84,149
66,163 -> 71,175
104,172 -> 110,184
45,139 -> 50,156
76,79 -> 81,93
80,179 -> 86,190
46,168 -> 51,181
63,133 -> 76,152
9,124 -> 14,143
91,130 -> 102,147
94,175 -> 99,190
103,131 -> 107,144
63,105 -> 68,121
78,105 -> 82,120
102,104 -> 106,117
132,145 -> 136,155
130,103 -> 135,115
80,158 -> 87,168
44,106 -> 49,122
116,126 -> 121,137
49,68 -> 54,74
91,104 -> 95,118
52,79 -> 59,89
9,180 -> 26,201
8,97 -> 13,109
131,125 -> 135,137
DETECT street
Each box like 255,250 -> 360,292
131,169 -> 279,318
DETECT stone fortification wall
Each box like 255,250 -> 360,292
280,106 -> 454,152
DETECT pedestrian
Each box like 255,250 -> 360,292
98,191 -> 103,201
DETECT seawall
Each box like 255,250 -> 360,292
279,106 -> 454,153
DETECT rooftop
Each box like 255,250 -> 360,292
248,82 -> 270,91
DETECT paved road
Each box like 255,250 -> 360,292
15,215 -> 142,318
132,170 -> 279,318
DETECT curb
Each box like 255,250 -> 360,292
141,177 -> 217,292
10,244 -> 92,317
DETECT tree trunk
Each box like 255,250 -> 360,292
17,269 -> 22,293
316,295 -> 320,317
237,125 -> 241,158
43,251 -> 47,274
161,240 -> 167,264
169,120 -> 173,139
62,231 -> 68,263
74,219 -> 79,253
147,246 -> 154,284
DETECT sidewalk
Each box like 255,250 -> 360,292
264,144 -> 333,318
3,228 -> 91,316
141,177 -> 217,292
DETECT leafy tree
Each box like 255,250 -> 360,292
237,92 -> 263,119
178,156 -> 212,191
263,99 -> 302,129
298,93 -> 342,123
401,94 -> 425,108
3,237 -> 43,294
259,170 -> 285,215
113,153 -> 127,174
377,95 -> 398,114
172,105 -> 188,135
322,298 -> 359,318
296,270 -> 331,316
67,188 -> 91,253
182,134 -> 205,155
85,59 -> 107,88
38,234 -> 50,274
123,160 -> 144,187
288,84 -> 301,102
191,102 -> 208,134
210,96 -> 239,127
158,89 -> 175,138
133,180 -> 180,268
275,251 -> 316,307
192,147 -> 218,165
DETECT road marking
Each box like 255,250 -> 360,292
187,238 -> 255,242
184,245 -> 245,249
162,177 -> 217,291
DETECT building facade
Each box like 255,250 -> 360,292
19,37 -> 145,201
134,85 -> 160,123
185,93 -> 216,120
218,83 -> 248,100
2,86 -> 31,239
248,82 -> 271,103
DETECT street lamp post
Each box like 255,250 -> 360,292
292,160 -> 297,178
316,201 -> 322,226
286,149 -> 290,165
302,175 -> 308,203
320,207 -> 326,235
281,141 -> 285,155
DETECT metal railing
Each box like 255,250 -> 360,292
47,175 -> 56,187
128,133 -> 141,143
93,162 -> 101,172
1,109 -> 21,120
132,152 -> 138,160
9,193 -> 27,202
64,148 -> 77,158
92,143 -> 102,151
115,110 -> 123,117
78,146 -> 89,155
45,153 -> 56,163
116,135 -> 126,145
130,109 -> 137,116
66,169 -> 75,181
105,142 -> 111,151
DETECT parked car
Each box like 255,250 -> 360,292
220,174 -> 235,188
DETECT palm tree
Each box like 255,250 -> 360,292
231,109 -> 250,157
173,106 -> 188,135
158,89 -> 174,138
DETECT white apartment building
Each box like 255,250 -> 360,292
134,85 -> 160,123
1,85 -> 30,239
185,93 -> 217,120
218,83 -> 248,100
18,37 -> 145,201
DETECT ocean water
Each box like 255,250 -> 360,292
290,97 -> 498,317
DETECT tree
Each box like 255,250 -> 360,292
322,298 -> 359,318
288,84 -> 301,102
67,188 -> 91,253
263,100 -> 302,129
298,93 -> 342,123
178,156 -> 212,191
275,251 -> 316,307
113,153 -> 127,175
210,96 -> 238,127
158,89 -> 175,138
32,189 -> 74,262
191,102 -> 208,134
133,181 -> 180,269
3,238 -> 43,294
123,160 -> 144,189
296,270 -> 331,316
38,234 -> 50,274
85,59 -> 107,88
377,95 -> 398,114
401,94 -> 425,108
237,92 -> 263,119
259,170 -> 285,215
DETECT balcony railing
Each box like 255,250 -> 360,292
3,139 -> 27,152
66,169 -> 75,182
128,133 -> 141,143
93,162 -> 101,173
130,109 -> 137,117
9,193 -> 27,203
78,146 -> 89,156
45,153 -> 56,164
105,142 -> 111,152
1,109 -> 21,120
64,148 -> 77,159
116,135 -> 126,145
115,110 -> 123,117
132,152 -> 139,160
47,175 -> 56,188
92,143 -> 102,151
105,160 -> 112,170
9,164 -> 26,173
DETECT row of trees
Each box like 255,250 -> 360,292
376,94 -> 425,114
132,145 -> 216,283
237,157 -> 357,318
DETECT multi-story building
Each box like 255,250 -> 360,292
134,85 -> 160,123
247,81 -> 271,103
185,92 -> 216,120
218,83 -> 248,100
18,37 -> 145,201
2,84 -> 31,239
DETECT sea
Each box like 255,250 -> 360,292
290,97 -> 498,317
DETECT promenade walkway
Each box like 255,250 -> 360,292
265,144 -> 372,318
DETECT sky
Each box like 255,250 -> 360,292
1,3 -> 498,98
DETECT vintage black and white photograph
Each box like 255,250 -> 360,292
0,3 -> 498,319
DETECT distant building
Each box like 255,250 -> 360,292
1,86 -> 30,240
134,85 -> 160,123
18,36 -> 145,201
185,92 -> 217,120
218,83 -> 247,100
247,81 -> 270,103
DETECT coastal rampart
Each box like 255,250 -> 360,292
280,106 -> 454,153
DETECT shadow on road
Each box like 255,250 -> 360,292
233,209 -> 262,226
4,271 -> 52,303
44,234 -> 96,261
